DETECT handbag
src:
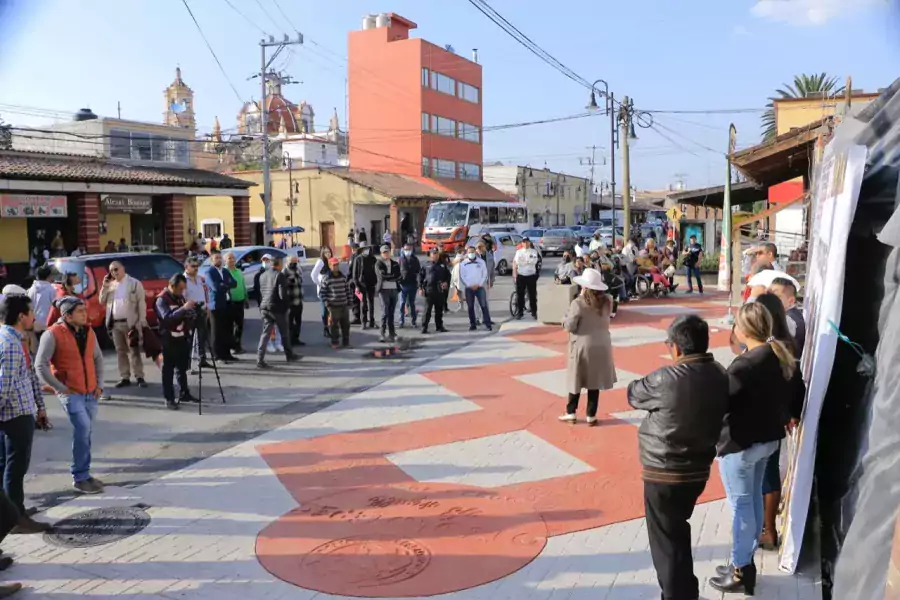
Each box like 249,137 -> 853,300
127,327 -> 141,349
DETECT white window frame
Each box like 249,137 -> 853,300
433,159 -> 456,179
459,122 -> 480,143
460,162 -> 481,181
431,71 -> 456,96
435,116 -> 456,137
421,112 -> 431,132
422,157 -> 431,177
421,67 -> 430,87
200,218 -> 224,240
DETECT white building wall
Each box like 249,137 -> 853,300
283,138 -> 341,168
353,203 -> 390,241
774,203 -> 805,256
12,120 -> 105,156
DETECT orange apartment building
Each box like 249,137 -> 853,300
348,13 -> 484,181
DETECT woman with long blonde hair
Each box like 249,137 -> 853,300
711,302 -> 795,595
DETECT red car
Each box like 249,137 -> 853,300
52,252 -> 185,347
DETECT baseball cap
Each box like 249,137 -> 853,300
380,244 -> 391,253
328,257 -> 340,266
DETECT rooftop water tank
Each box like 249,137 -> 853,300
73,108 -> 98,122
362,14 -> 376,30
375,13 -> 391,28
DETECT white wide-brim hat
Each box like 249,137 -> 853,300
748,269 -> 801,292
572,268 -> 608,291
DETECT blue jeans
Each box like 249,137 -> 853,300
399,283 -> 418,325
718,440 -> 779,566
59,394 -> 98,483
379,289 -> 399,336
464,287 -> 492,328
685,265 -> 703,292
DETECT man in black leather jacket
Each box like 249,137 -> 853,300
627,314 -> 729,600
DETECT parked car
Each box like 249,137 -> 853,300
200,245 -> 304,292
52,252 -> 185,347
522,228 -> 546,250
467,232 -> 542,276
540,229 -> 580,256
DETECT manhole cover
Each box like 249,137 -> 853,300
44,505 -> 151,548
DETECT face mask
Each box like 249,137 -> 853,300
467,253 -> 476,260
289,263 -> 298,269
363,249 -> 370,256
403,250 -> 412,257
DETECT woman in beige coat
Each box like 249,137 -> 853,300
559,268 -> 617,426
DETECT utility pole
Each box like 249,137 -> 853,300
724,124 -> 737,306
260,34 -> 303,245
608,92 -> 617,237
579,145 -> 597,222
620,96 -> 632,240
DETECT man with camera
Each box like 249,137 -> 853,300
99,261 -> 147,388
154,274 -> 200,410
183,257 -> 210,371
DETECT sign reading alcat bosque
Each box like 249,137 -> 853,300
101,194 -> 152,214
0,194 -> 67,218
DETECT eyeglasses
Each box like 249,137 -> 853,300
756,250 -> 766,256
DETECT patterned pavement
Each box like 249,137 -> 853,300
2,293 -> 821,599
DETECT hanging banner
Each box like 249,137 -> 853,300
717,230 -> 729,292
0,193 -> 67,218
779,142 -> 868,573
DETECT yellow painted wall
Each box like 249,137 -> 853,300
103,213 -> 132,248
0,219 -> 29,262
775,95 -> 878,135
195,196 -> 235,239
214,169 -> 392,250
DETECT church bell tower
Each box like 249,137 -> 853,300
164,67 -> 196,131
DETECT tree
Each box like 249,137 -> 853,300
761,73 -> 845,141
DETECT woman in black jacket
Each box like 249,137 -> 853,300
711,302 -> 796,595
754,293 -> 806,552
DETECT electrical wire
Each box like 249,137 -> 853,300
269,0 -> 299,32
180,0 -> 245,105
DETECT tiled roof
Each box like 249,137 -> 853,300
329,168 -> 511,201
0,151 -> 254,189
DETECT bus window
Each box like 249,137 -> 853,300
468,206 -> 479,225
498,207 -> 508,223
479,207 -> 488,224
518,207 -> 528,223
488,207 -> 499,223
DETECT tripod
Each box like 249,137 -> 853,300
193,315 -> 226,416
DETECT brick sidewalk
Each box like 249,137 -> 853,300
3,294 -> 821,599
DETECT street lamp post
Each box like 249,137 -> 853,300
586,80 -> 617,237
282,152 -> 297,246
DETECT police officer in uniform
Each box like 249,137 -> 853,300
154,273 -> 199,410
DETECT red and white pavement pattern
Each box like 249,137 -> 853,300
5,294 -> 821,599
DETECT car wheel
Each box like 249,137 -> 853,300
497,260 -> 509,276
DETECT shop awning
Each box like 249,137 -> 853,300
667,181 -> 765,208
729,118 -> 833,187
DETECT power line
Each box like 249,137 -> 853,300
222,0 -> 267,36
466,0 -> 590,89
252,0 -> 282,31
270,0 -> 299,32
180,0 -> 245,105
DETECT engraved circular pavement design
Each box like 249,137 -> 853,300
44,505 -> 151,548
256,482 -> 548,597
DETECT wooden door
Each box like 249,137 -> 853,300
320,221 -> 335,253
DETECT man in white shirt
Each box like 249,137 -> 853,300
459,245 -> 492,331
512,237 -> 540,320
99,261 -> 147,388
184,258 -> 210,369
588,231 -> 605,253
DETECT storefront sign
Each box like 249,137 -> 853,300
101,195 -> 152,214
779,143 -> 867,574
0,194 -> 67,218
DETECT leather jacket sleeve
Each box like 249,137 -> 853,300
627,369 -> 668,412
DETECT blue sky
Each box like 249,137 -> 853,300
1,0 -> 897,190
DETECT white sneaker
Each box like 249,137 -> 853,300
275,343 -> 284,352
267,342 -> 276,353
586,417 -> 598,427
558,414 -> 577,423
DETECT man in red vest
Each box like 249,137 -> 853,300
35,297 -> 104,495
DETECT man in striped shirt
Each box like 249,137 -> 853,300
0,294 -> 52,534
319,258 -> 353,349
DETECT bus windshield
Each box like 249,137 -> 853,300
425,202 -> 469,228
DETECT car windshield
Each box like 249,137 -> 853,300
546,229 -> 571,237
425,202 -> 469,228
93,255 -> 184,282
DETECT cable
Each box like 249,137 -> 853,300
252,0 -> 281,31
222,0 -> 268,36
466,0 -> 590,89
270,0 -> 299,32
180,0 -> 245,105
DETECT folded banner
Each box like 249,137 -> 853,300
779,142 -> 868,573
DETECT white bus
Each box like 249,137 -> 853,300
421,200 -> 529,253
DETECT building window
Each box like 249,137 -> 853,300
109,128 -> 190,165
110,129 -> 130,159
434,116 -> 456,137
431,71 -> 456,96
421,112 -> 431,132
422,157 -> 431,177
421,67 -> 430,87
130,133 -> 152,160
433,159 -> 456,178
459,82 -> 480,104
460,162 -> 481,180
201,219 -> 223,239
459,122 -> 480,143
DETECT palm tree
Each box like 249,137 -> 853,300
761,73 -> 845,141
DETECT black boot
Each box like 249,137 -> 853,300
710,562 -> 756,595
